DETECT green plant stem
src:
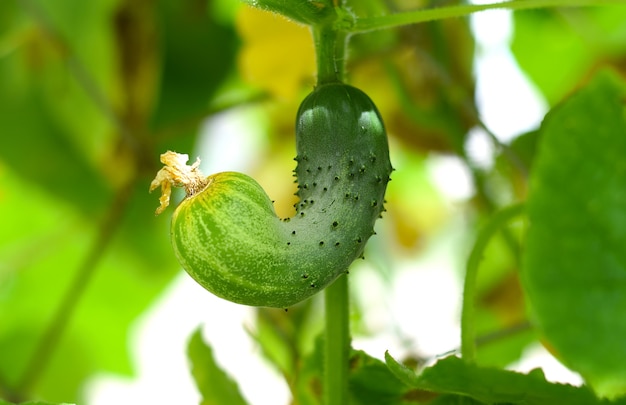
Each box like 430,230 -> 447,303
461,203 -> 526,363
313,24 -> 347,85
349,0 -> 626,33
314,8 -> 352,404
324,274 -> 350,405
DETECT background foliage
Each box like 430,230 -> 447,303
1,0 -> 626,404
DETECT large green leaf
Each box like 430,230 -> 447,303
187,328 -> 249,405
385,353 -> 621,404
522,71 -> 626,398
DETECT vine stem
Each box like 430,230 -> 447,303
313,23 -> 348,85
324,274 -> 350,405
461,203 -> 526,363
313,8 -> 352,404
349,0 -> 626,33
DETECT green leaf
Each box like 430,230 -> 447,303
522,70 -> 626,398
0,52 -> 110,216
385,353 -> 616,405
428,394 -> 485,405
295,337 -> 418,405
348,350 -> 420,405
512,6 -> 626,105
0,169 -> 177,402
150,0 -> 238,132
0,0 -> 124,215
0,0 -> 224,401
187,328 -> 249,405
0,401 -> 75,405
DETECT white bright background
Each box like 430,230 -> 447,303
86,4 -> 582,404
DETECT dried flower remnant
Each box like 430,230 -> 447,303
149,151 -> 209,215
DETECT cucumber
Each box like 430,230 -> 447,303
155,83 -> 392,307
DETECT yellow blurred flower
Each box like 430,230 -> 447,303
236,6 -> 316,100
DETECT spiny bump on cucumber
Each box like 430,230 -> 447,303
151,83 -> 391,308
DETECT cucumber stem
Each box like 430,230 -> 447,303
313,11 -> 353,404
324,274 -> 350,405
313,24 -> 347,85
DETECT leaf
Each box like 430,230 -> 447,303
350,13 -> 476,155
150,0 -> 238,130
522,70 -> 626,398
0,400 -> 75,405
0,42 -> 110,216
385,353 -> 618,405
0,168 -> 178,402
512,6 -> 626,105
187,328 -> 249,405
348,350 -> 421,405
428,394 -> 485,405
0,0 -> 237,400
295,337 -> 419,405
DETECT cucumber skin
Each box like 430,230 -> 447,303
171,83 -> 392,307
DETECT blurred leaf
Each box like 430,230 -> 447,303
508,130 -> 540,172
473,271 -> 535,368
151,0 -> 238,131
492,129 -> 539,203
0,43 -> 111,216
0,168 -> 178,402
385,353 -> 615,404
512,6 -> 626,105
236,6 -> 315,101
187,328 -> 249,405
522,70 -> 626,398
474,319 -> 535,370
466,214 -> 532,368
383,151 -> 448,252
0,0 -> 240,401
0,401 -> 74,405
350,0 -> 476,156
0,0 -> 129,211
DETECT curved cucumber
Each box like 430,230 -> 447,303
161,83 -> 392,307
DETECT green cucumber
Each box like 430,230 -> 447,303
153,83 -> 392,307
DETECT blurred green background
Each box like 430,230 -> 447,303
1,0 -> 626,403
